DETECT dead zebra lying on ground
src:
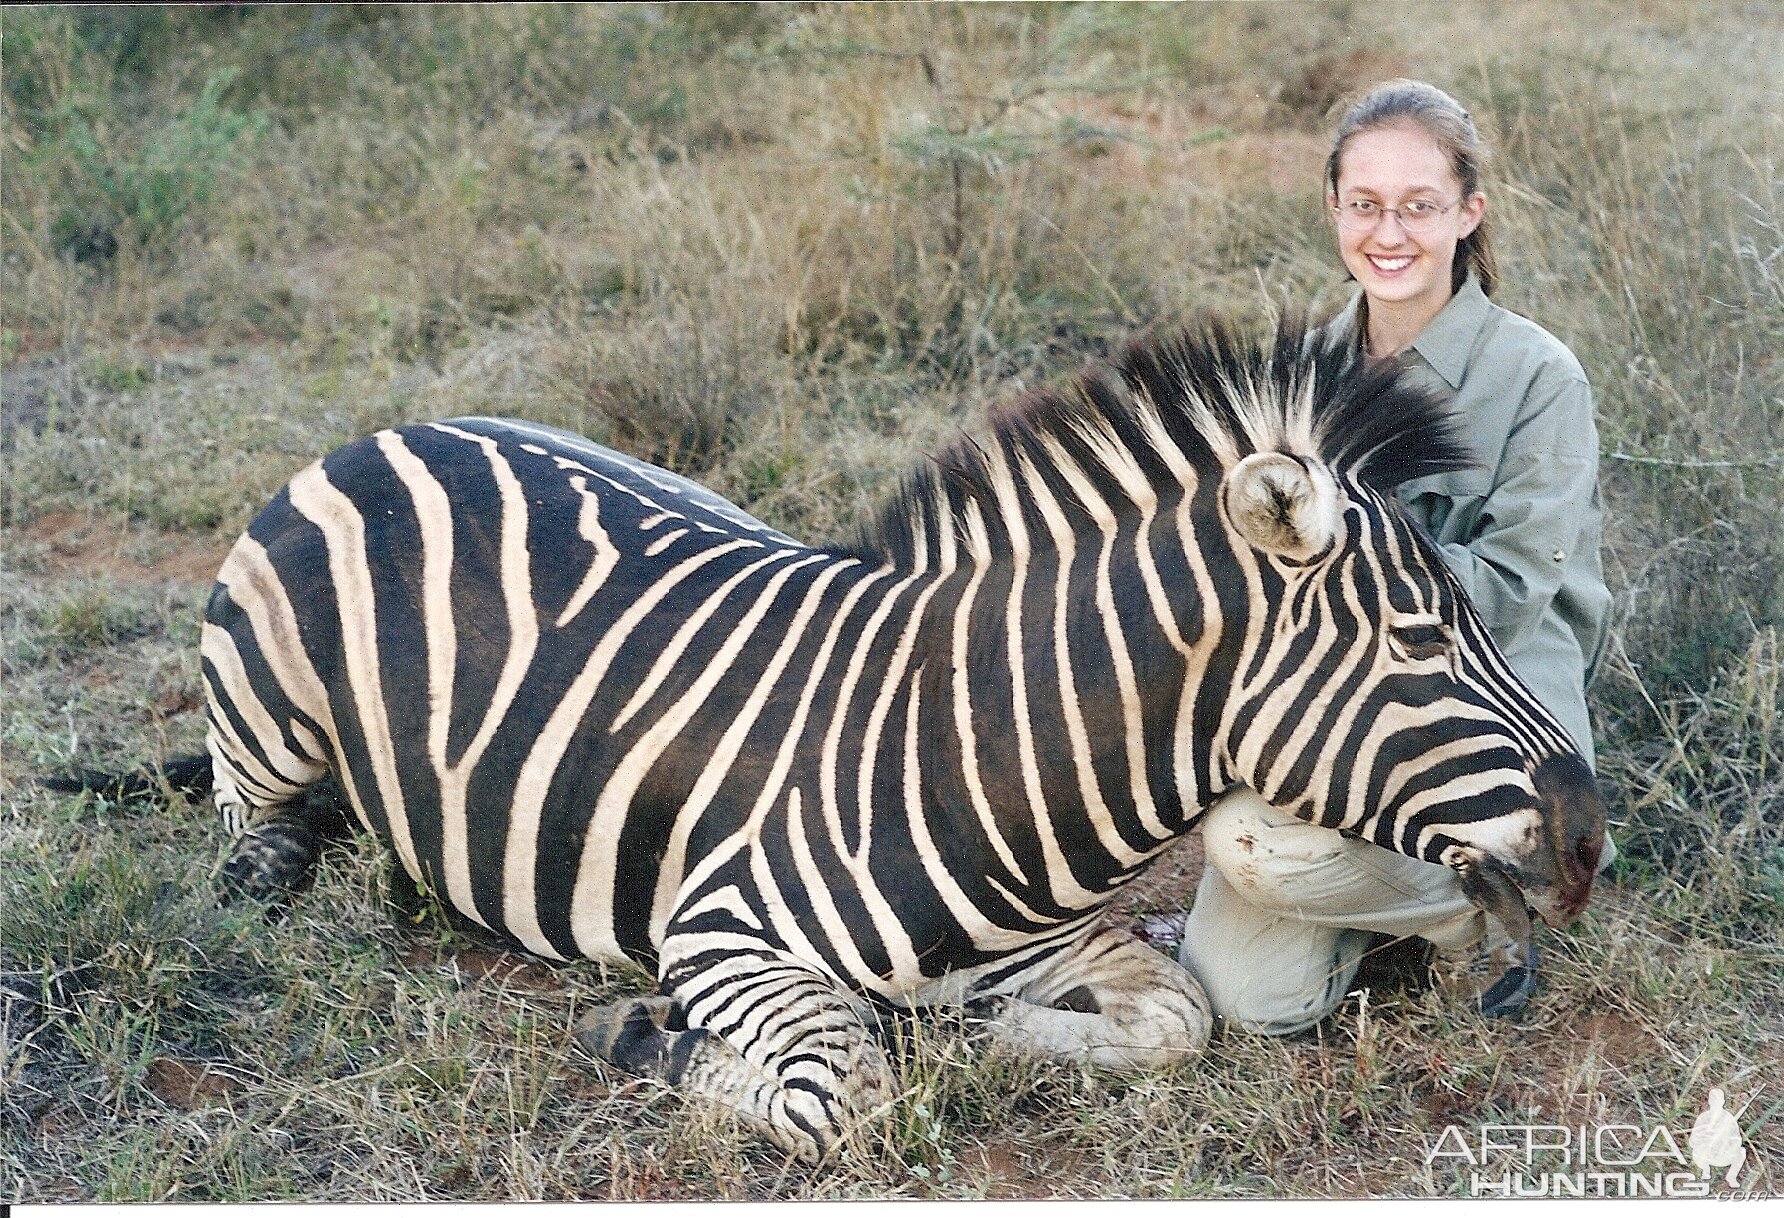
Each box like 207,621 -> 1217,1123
56,317 -> 1605,1161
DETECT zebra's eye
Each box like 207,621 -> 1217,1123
1388,620 -> 1453,662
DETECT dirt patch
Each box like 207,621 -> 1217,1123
145,1057 -> 244,1109
399,945 -> 565,993
955,1140 -> 1096,1200
16,510 -> 232,586
1573,1009 -> 1660,1070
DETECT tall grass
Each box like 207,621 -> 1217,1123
4,2 -> 1780,1201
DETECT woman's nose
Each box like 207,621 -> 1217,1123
1374,212 -> 1410,244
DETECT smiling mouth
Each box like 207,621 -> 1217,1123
1366,254 -> 1417,274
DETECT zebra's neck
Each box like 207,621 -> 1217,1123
886,488 -> 1233,921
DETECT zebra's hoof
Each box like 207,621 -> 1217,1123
218,819 -> 322,907
575,995 -> 678,1074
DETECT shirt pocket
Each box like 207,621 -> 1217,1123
1396,468 -> 1493,502
1395,467 -> 1492,541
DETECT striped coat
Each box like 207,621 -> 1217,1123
202,319 -> 1606,1159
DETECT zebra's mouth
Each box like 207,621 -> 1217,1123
1458,860 -> 1535,951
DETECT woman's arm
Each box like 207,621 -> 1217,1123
1432,371 -> 1600,658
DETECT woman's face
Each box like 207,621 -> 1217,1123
1328,122 -> 1486,323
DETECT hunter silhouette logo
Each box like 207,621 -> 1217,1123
1688,1088 -> 1747,1187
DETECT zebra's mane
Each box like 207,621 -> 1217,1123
845,314 -> 1477,569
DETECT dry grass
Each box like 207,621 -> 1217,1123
3,2 -> 1780,1201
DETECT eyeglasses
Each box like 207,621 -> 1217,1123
1332,198 -> 1460,234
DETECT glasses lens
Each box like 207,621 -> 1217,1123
1399,206 -> 1443,233
1336,202 -> 1452,232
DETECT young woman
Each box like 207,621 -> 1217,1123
1178,80 -> 1613,1031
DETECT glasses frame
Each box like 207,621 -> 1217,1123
1331,197 -> 1463,234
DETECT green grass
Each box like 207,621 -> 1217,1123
3,1 -> 1781,1202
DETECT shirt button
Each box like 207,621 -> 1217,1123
1553,549 -> 1566,562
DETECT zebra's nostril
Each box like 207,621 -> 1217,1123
1573,833 -> 1601,878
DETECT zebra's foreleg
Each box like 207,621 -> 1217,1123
576,937 -> 893,1163
971,923 -> 1213,1071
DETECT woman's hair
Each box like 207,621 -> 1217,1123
1325,80 -> 1498,297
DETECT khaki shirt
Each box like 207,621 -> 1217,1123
1324,276 -> 1611,767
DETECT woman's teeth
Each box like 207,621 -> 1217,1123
1368,255 -> 1416,273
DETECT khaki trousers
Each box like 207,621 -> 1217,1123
1176,788 -> 1484,1037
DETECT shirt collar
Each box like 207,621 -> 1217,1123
1409,273 -> 1491,389
1328,273 -> 1491,389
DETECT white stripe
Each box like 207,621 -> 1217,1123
644,528 -> 689,557
949,498 -> 1030,884
571,551 -> 831,958
853,518 -> 933,862
500,538 -> 761,958
387,427 -> 542,929
675,883 -> 764,932
287,460 -> 423,886
555,475 -> 623,628
821,568 -> 920,869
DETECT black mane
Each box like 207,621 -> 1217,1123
845,314 -> 1476,568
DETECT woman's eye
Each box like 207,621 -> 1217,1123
1346,200 -> 1380,217
1402,200 -> 1438,217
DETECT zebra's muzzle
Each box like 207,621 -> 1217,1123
1531,753 -> 1608,925
1481,754 -> 1606,929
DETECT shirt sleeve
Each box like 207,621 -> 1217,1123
1434,371 -> 1599,657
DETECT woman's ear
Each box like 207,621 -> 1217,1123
1459,191 -> 1487,240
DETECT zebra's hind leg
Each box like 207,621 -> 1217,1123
971,923 -> 1213,1071
219,810 -> 325,903
216,775 -> 355,907
576,936 -> 893,1163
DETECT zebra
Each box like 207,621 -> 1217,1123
194,316 -> 1606,1161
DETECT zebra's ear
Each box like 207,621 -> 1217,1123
1221,452 -> 1344,562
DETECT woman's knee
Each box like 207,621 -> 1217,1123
1201,791 -> 1359,911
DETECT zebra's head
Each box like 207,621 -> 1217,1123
852,316 -> 1607,929
1122,320 -> 1608,929
1216,447 -> 1605,926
